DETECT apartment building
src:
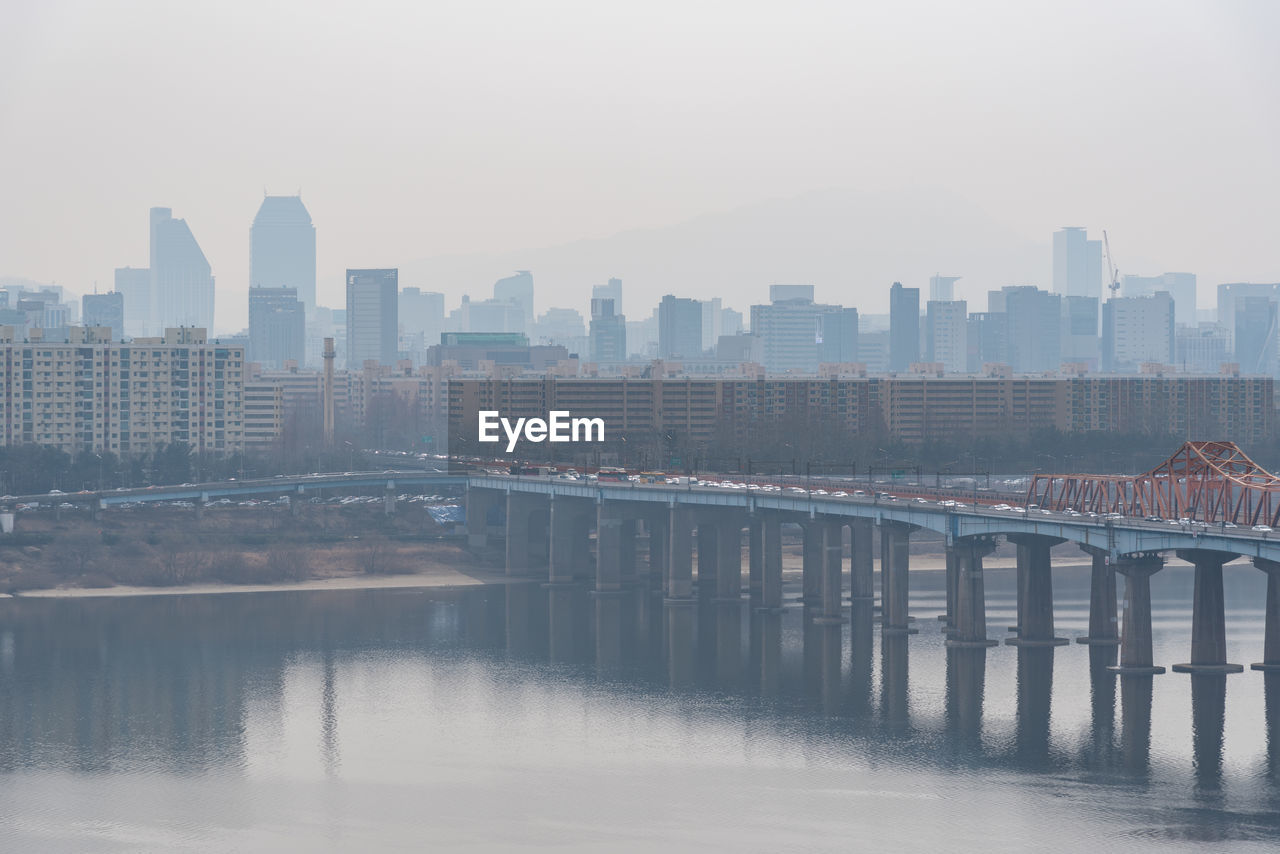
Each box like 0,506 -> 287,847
0,327 -> 247,455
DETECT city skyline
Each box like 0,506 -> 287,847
3,2 -> 1279,331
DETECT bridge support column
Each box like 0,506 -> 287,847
1077,545 -> 1120,645
1252,558 -> 1280,671
815,517 -> 846,624
1006,534 -> 1068,646
666,506 -> 694,601
548,496 -> 589,585
1107,554 -> 1166,676
619,519 -> 637,582
801,520 -> 822,605
466,489 -> 499,549
748,519 -> 763,602
715,513 -> 744,601
194,500 -> 204,523
505,493 -> 535,576
384,487 -> 397,515
697,518 -> 719,602
648,514 -> 668,593
594,503 -> 625,593
1172,550 -> 1243,674
759,514 -> 783,612
947,537 -> 999,647
881,522 -> 916,635
941,546 -> 958,633
850,518 -> 874,601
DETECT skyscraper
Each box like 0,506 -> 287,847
400,287 -> 445,347
1101,291 -> 1175,372
589,298 -> 627,363
925,300 -> 967,373
82,292 -> 125,339
1052,227 -> 1103,299
494,271 -> 534,328
250,195 -> 317,310
592,278 -> 623,316
150,207 -> 215,332
929,275 -> 960,302
1000,285 -> 1061,372
819,307 -> 859,364
249,287 -> 306,368
345,269 -> 398,367
114,266 -> 150,337
658,295 -> 703,359
888,282 -> 920,371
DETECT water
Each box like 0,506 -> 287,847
2,564 -> 1279,852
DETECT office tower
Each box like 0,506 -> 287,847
451,296 -> 525,334
345,269 -> 398,367
721,307 -> 744,338
249,287 -> 306,368
588,298 -> 627,363
1000,285 -> 1061,373
1216,283 -> 1280,349
82,292 -> 125,339
925,300 -> 967,373
1101,291 -> 1175,372
769,284 -> 814,303
658,295 -> 704,359
1122,272 -> 1196,326
701,297 -> 724,352
966,311 -> 1008,372
114,266 -> 151,337
150,207 -> 215,332
819,306 -> 859,364
592,278 -> 623,316
1052,227 -> 1104,299
399,287 -> 446,346
1233,295 -> 1278,375
493,270 -> 534,327
250,195 -> 317,310
929,275 -> 961,303
1176,323 -> 1231,373
533,307 -> 586,344
626,308 -> 659,359
751,288 -> 825,373
1060,295 -> 1100,369
888,282 -> 920,371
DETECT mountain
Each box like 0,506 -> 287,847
399,186 -> 1047,315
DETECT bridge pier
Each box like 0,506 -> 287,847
880,521 -> 916,634
801,520 -> 823,606
1252,558 -> 1280,671
384,486 -> 397,515
1077,545 -> 1120,645
696,517 -> 719,602
1172,550 -> 1243,674
850,517 -> 874,601
595,503 -> 624,594
620,519 -> 637,583
715,512 -> 745,601
1006,534 -> 1068,647
748,518 -> 763,602
466,488 -> 501,548
548,495 -> 591,584
815,517 -> 846,624
647,513 -> 668,593
1107,553 -> 1166,676
666,506 -> 694,601
947,536 -> 999,647
759,514 -> 783,612
505,493 -> 544,576
941,546 -> 958,633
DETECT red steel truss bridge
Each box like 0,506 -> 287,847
1026,441 -> 1280,526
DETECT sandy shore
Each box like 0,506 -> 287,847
11,566 -> 515,599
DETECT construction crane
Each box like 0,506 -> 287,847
1102,230 -> 1120,297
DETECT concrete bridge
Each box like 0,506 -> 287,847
466,473 -> 1280,678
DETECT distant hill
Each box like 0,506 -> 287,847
400,186 -> 1047,316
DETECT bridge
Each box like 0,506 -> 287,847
467,442 -> 1280,679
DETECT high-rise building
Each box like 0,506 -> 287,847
249,287 -> 306,369
925,300 -> 967,373
1101,291 -> 1175,372
658,295 -> 704,359
751,289 -> 821,373
1122,272 -> 1195,326
592,278 -> 623,317
451,296 -> 526,335
82,292 -> 125,339
966,311 -> 1008,372
589,298 -> 627,363
1052,227 -> 1103,299
701,297 -> 724,352
1216,283 -> 1280,353
493,270 -> 534,328
114,266 -> 150,337
399,287 -> 445,347
1176,323 -> 1231,373
345,269 -> 398,367
1060,295 -> 1100,369
929,275 -> 961,303
1233,295 -> 1278,376
250,195 -> 316,310
769,284 -> 814,303
888,282 -> 920,371
819,307 -> 859,365
995,285 -> 1061,372
150,206 -> 215,332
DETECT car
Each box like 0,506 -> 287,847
1011,506 -> 1027,513
832,491 -> 848,497
914,497 -> 928,504
992,503 -> 1011,511
812,489 -> 828,496
1224,522 -> 1238,529
1145,515 -> 1162,522
48,489 -> 65,495
1254,525 -> 1273,533
787,486 -> 807,494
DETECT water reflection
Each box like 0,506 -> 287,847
3,567 -> 1280,849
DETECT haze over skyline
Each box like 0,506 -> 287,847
3,0 -> 1279,332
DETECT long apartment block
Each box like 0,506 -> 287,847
0,326 -> 247,455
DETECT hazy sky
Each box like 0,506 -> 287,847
2,0 -> 1278,332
